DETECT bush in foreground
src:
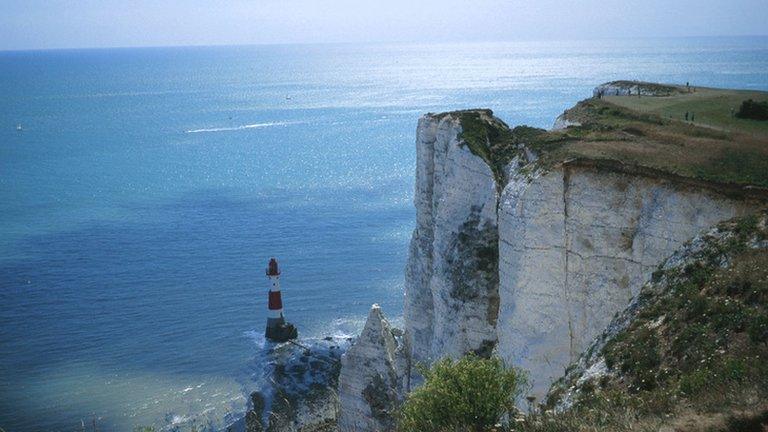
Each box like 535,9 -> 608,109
398,355 -> 526,432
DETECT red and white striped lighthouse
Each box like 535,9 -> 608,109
264,258 -> 298,342
266,258 -> 283,321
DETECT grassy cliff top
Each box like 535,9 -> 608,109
452,84 -> 768,190
604,85 -> 768,136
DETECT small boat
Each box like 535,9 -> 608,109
16,124 -> 22,131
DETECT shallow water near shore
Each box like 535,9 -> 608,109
1,37 -> 768,431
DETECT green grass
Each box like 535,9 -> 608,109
444,85 -> 768,190
537,92 -> 768,188
455,110 -> 547,186
696,149 -> 768,188
604,87 -> 768,137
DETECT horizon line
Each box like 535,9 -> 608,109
2,33 -> 767,54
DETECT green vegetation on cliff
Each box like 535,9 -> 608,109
448,109 -> 548,186
452,84 -> 768,189
736,99 -> 768,121
397,355 -> 526,432
601,215 -> 768,397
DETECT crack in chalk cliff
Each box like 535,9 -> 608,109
499,238 -> 566,253
562,166 -> 576,361
565,250 -> 644,266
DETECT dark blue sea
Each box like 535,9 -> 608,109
1,37 -> 767,431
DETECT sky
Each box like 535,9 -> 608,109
1,0 -> 767,50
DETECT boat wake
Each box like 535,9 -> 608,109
185,121 -> 302,134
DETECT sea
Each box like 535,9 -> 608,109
1,37 -> 767,431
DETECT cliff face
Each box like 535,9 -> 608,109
337,84 -> 768,428
396,102 -> 766,398
592,80 -> 680,97
404,113 -> 500,362
551,113 -> 580,131
540,212 -> 768,430
337,112 -> 504,430
497,160 -> 760,395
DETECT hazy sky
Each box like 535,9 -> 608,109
2,0 -> 767,50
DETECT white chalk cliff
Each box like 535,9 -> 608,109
551,113 -> 580,131
496,160 -> 759,396
592,80 -> 679,97
404,113 -> 500,363
337,96 -> 766,427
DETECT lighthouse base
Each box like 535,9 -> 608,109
266,322 -> 298,343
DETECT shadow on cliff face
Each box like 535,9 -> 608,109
446,205 -> 500,328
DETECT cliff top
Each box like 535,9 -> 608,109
427,109 -> 548,186
448,83 -> 768,190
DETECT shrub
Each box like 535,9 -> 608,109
735,99 -> 768,121
398,355 -> 526,432
604,326 -> 661,392
679,367 -> 712,396
747,313 -> 768,345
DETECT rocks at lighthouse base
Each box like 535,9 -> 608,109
245,336 -> 350,432
266,322 -> 298,343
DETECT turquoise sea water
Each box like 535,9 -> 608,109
1,38 -> 767,431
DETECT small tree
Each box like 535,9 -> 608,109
398,355 -> 527,432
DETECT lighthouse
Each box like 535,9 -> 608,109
265,258 -> 298,342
